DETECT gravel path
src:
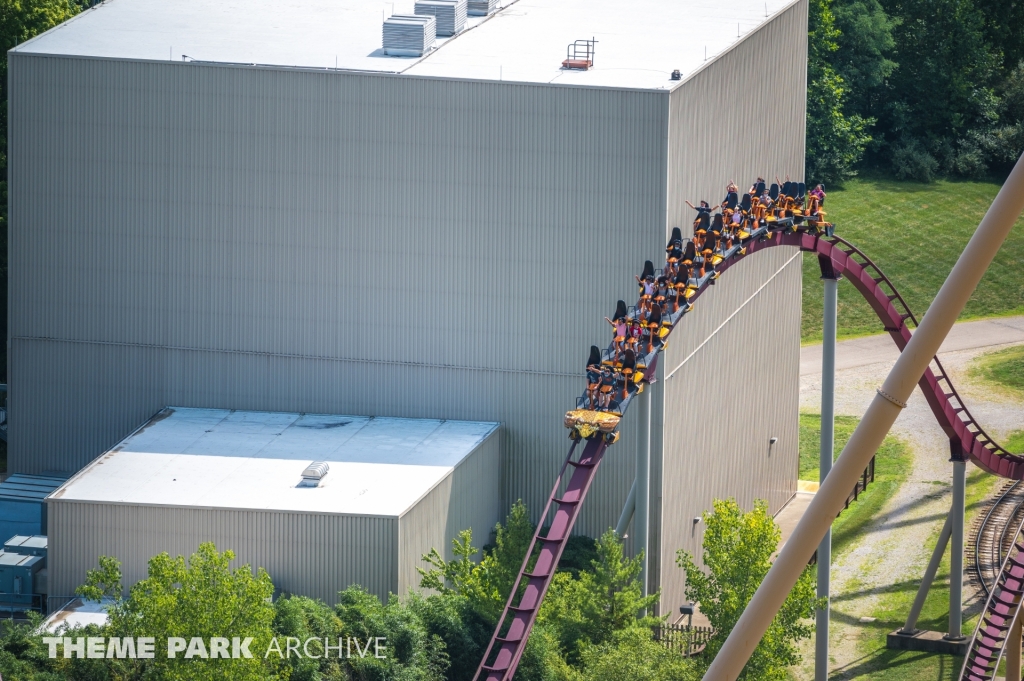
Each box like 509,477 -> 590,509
792,318 -> 1024,679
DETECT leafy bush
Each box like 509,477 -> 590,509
891,139 -> 939,181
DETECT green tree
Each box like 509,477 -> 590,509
334,587 -> 449,681
974,0 -> 1024,74
78,542 -> 280,681
806,0 -> 872,185
876,0 -> 1001,175
538,529 -> 660,664
416,501 -> 569,681
831,0 -> 898,122
418,499 -> 534,622
676,498 -> 819,681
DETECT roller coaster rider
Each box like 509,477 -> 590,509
686,199 -> 719,234
585,346 -> 603,409
635,260 -> 657,311
604,299 -> 629,355
665,227 -> 684,278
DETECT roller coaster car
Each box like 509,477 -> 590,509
564,409 -> 622,439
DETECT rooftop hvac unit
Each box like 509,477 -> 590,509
414,0 -> 467,37
467,0 -> 496,16
383,14 -> 436,57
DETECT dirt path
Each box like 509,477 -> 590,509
792,318 -> 1024,679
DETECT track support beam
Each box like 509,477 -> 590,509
947,447 -> 967,642
636,385 -> 651,613
901,513 -> 952,634
615,478 -> 637,538
815,259 -> 839,681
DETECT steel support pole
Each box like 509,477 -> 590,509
1008,613 -> 1023,681
702,152 -> 1024,681
636,385 -> 651,611
900,513 -> 952,633
815,273 -> 838,681
947,456 -> 966,640
616,479 -> 637,538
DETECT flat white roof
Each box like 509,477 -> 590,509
49,407 -> 499,517
15,0 -> 799,90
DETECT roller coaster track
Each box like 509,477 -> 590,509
972,481 -> 1024,598
473,226 -> 1022,681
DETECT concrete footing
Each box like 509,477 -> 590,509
886,629 -> 969,655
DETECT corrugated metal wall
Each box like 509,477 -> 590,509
398,428 -> 501,596
47,501 -> 399,603
8,55 -> 667,539
652,0 -> 807,613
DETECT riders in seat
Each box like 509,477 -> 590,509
585,345 -> 603,409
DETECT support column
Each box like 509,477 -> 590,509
947,444 -> 967,641
816,262 -> 839,681
900,514 -> 952,634
615,479 -> 637,538
1008,613 -> 1023,681
636,384 -> 651,611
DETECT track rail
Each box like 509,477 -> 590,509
474,226 -> 1022,681
961,518 -> 1024,681
972,481 -> 1024,598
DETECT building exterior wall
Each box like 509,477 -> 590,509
398,428 -> 501,597
12,0 -> 806,610
46,501 -> 399,603
8,55 -> 667,539
652,0 -> 807,613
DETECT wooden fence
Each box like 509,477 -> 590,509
652,622 -> 715,657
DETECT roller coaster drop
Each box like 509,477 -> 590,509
472,179 -> 1023,681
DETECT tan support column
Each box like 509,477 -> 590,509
701,152 -> 1024,681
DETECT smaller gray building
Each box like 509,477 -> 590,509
46,408 -> 500,603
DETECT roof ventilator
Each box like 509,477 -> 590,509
562,38 -> 597,71
299,462 -> 330,488
467,0 -> 496,17
383,14 -> 436,57
415,0 -> 467,37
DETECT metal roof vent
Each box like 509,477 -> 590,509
415,0 -> 467,37
383,14 -> 436,57
299,462 -> 330,488
467,0 -> 496,16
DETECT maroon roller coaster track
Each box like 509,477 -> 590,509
474,229 -> 1022,681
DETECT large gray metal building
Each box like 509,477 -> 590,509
8,0 -> 807,612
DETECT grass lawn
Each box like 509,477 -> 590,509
968,344 -> 1024,398
801,176 -> 1024,343
797,413 -> 1003,679
798,413 -> 912,557
828,465 -> 999,681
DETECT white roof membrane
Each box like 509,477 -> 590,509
50,407 -> 499,516
15,0 -> 799,90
